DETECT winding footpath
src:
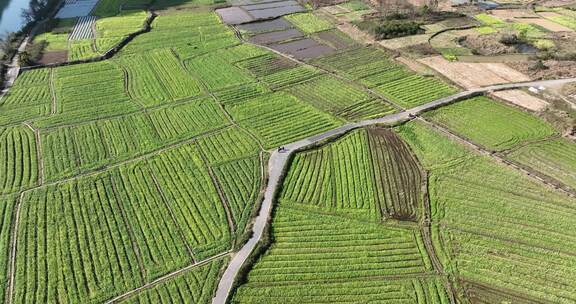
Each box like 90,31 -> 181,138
211,77 -> 576,304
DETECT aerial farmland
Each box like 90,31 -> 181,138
0,0 -> 575,302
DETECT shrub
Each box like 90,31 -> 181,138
374,20 -> 422,39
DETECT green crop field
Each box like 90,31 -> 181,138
284,12 -> 334,34
313,47 -> 458,108
227,92 -> 342,148
424,96 -> 556,151
398,121 -> 576,303
3,1 -> 575,303
507,138 -> 576,189
232,127 -> 453,302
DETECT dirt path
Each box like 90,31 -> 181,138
104,251 -> 231,303
211,77 -> 576,304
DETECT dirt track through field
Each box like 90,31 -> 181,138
211,77 -> 576,304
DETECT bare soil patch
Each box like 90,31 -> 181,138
418,55 -> 531,88
491,9 -> 538,20
336,23 -> 375,44
492,89 -> 549,111
461,34 -> 516,56
313,30 -> 356,50
509,60 -> 576,80
38,51 -> 68,65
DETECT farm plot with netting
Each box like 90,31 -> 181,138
227,92 -> 341,148
397,121 -> 576,303
507,138 -> 576,189
287,75 -> 396,121
312,47 -> 458,108
13,143 -> 231,303
424,96 -> 557,151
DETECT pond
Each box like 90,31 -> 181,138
0,0 -> 32,36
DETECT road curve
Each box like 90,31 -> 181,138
211,78 -> 576,304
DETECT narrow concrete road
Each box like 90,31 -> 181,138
211,77 -> 576,304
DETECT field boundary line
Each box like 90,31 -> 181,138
23,122 -> 44,186
104,251 -> 231,303
211,77 -> 576,304
17,124 -> 231,196
148,168 -> 197,262
197,148 -> 237,242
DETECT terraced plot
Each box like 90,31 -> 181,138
507,138 -> 576,189
398,121 -> 576,303
313,47 -> 457,108
287,75 -> 396,121
123,258 -> 227,304
35,61 -> 138,128
232,205 -> 442,303
14,143 -> 230,303
0,69 -> 52,126
227,92 -> 341,148
424,96 -> 557,151
186,53 -> 255,92
0,126 -> 38,195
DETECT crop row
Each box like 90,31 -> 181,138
196,127 -> 261,165
397,121 -> 576,303
0,86 -> 51,107
233,205 -> 435,301
123,258 -> 226,304
367,128 -> 423,221
424,96 -> 556,151
186,53 -> 255,92
227,92 -> 341,148
213,156 -> 262,239
41,97 -> 229,181
234,277 -> 449,303
288,75 -> 396,121
0,195 -> 15,303
312,47 -> 458,108
374,75 -> 458,108
0,126 -> 38,195
507,138 -> 576,189
14,143 -> 231,303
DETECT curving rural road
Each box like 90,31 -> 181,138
211,77 -> 576,304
